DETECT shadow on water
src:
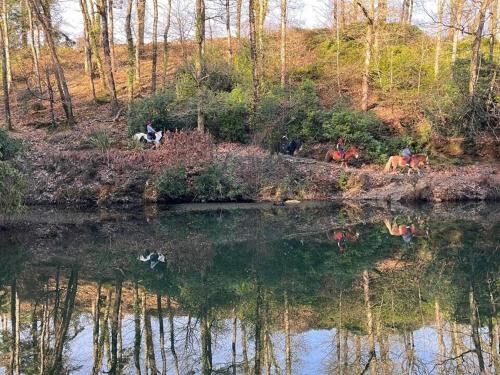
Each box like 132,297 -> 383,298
0,202 -> 499,374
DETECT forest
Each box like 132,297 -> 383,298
0,0 -> 498,205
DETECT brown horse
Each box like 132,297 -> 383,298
325,147 -> 359,166
384,154 -> 429,175
383,218 -> 428,243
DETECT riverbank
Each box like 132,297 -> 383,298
14,141 -> 500,206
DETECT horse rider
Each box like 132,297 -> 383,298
402,144 -> 412,165
336,137 -> 345,160
146,120 -> 156,141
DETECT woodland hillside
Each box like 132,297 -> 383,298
0,0 -> 498,208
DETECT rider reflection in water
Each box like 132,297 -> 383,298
146,120 -> 156,141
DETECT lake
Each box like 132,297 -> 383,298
0,202 -> 498,374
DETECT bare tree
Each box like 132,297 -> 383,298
151,0 -> 159,92
249,0 -> 259,128
451,0 -> 466,63
195,0 -> 206,132
125,0 -> 135,102
469,0 -> 492,99
26,0 -> 42,93
237,0 -> 243,41
133,283 -> 142,375
1,0 -> 11,90
135,0 -> 146,84
280,0 -> 287,87
434,0 -> 445,78
108,0 -> 116,72
79,0 -> 97,101
163,0 -> 172,84
96,0 -> 119,113
356,0 -> 375,111
489,0 -> 498,61
0,12 -> 11,129
109,276 -> 123,375
28,0 -> 75,126
226,0 -> 233,59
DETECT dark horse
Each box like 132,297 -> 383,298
279,136 -> 303,156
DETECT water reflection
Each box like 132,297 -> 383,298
0,203 -> 498,374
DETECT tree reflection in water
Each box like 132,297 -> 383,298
0,203 -> 498,374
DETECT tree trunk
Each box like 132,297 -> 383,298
335,0 -> 341,93
79,0 -> 97,101
9,278 -> 16,375
108,0 -> 116,73
97,0 -> 119,113
201,311 -> 213,375
284,291 -> 292,375
45,68 -> 56,127
280,0 -> 287,87
357,0 -> 374,111
151,0 -> 158,93
469,0 -> 491,99
125,0 -> 135,102
167,296 -> 180,375
157,294 -> 167,375
28,0 -> 75,126
195,0 -> 206,132
47,269 -> 79,375
226,0 -> 233,60
237,0 -> 243,41
232,309 -> 237,375
1,0 -> 11,90
91,283 -> 102,375
254,283 -> 262,375
0,15 -> 10,130
133,282 -> 141,375
363,270 -> 377,373
489,0 -> 498,61
435,300 -> 444,373
242,323 -> 250,375
434,0 -> 445,78
469,286 -> 486,372
143,292 -> 158,374
27,0 -> 42,94
249,0 -> 259,129
135,0 -> 146,84
109,276 -> 123,375
451,0 -> 465,63
163,0 -> 172,85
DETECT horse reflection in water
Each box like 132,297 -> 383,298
328,227 -> 360,253
138,250 -> 166,270
384,217 -> 429,243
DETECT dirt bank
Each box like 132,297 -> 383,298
14,142 -> 499,206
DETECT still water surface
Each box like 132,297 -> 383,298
0,202 -> 498,374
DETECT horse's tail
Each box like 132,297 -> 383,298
384,157 -> 393,172
325,151 -> 333,162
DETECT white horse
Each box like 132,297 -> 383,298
133,130 -> 163,146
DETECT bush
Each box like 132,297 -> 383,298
0,129 -> 21,160
156,165 -> 191,201
88,129 -> 111,152
320,104 -> 409,163
127,88 -> 196,136
205,88 -> 249,142
191,162 -> 244,202
0,161 -> 25,214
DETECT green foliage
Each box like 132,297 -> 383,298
155,161 -> 245,203
88,129 -> 111,152
0,161 -> 25,214
0,129 -> 21,160
156,165 -> 190,202
127,88 -> 196,136
205,88 -> 249,142
320,104 -> 413,163
191,162 -> 244,202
